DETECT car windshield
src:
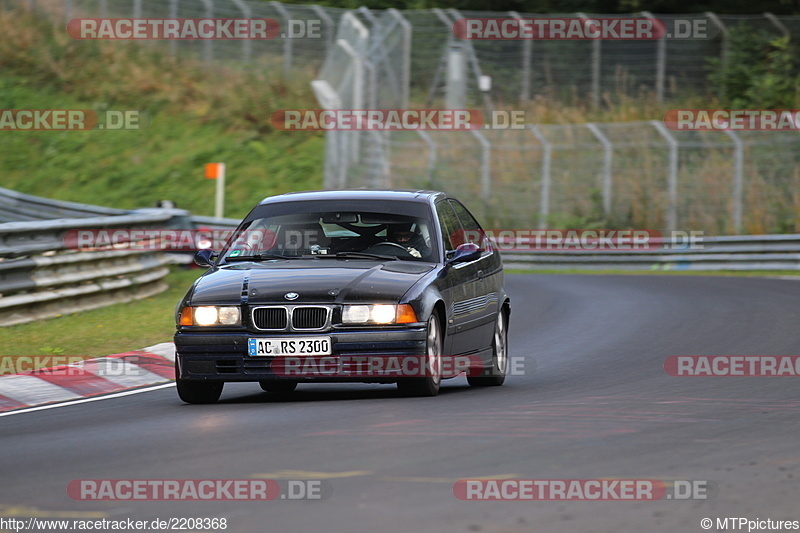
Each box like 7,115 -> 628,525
220,207 -> 437,262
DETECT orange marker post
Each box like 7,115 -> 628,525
205,162 -> 226,219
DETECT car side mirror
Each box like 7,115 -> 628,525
448,243 -> 481,264
194,249 -> 217,267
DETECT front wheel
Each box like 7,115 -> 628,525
468,308 -> 508,387
176,379 -> 224,404
397,313 -> 442,397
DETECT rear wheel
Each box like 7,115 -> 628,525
397,313 -> 442,397
259,381 -> 298,393
176,379 -> 224,404
468,308 -> 508,387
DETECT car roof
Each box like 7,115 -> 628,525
257,189 -> 447,206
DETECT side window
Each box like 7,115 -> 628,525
436,201 -> 463,252
449,200 -> 488,250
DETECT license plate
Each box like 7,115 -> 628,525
248,337 -> 332,357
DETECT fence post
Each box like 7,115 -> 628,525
231,0 -> 252,63
641,11 -> 665,103
132,0 -> 141,18
510,11 -> 531,107
764,12 -> 790,38
169,0 -> 178,59
200,0 -> 213,64
650,120 -> 679,231
586,123 -> 613,215
388,8 -> 412,110
529,125 -> 552,230
447,8 -> 494,114
416,131 -> 438,189
312,5 -> 335,51
578,13 -> 601,109
336,37 -> 364,164
723,130 -> 744,234
99,0 -> 107,18
470,130 -> 492,208
271,1 -> 293,76
705,13 -> 729,97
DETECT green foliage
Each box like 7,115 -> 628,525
708,27 -> 800,108
0,10 -> 324,219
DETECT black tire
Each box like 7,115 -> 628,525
176,379 -> 224,404
468,308 -> 508,387
397,313 -> 442,397
259,381 -> 298,393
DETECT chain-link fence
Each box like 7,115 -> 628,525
8,0 -> 800,233
314,8 -> 800,234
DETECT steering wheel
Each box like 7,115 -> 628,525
364,242 -> 414,258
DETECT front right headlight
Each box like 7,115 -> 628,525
341,304 -> 418,324
179,306 -> 241,326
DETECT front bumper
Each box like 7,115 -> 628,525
174,327 -> 427,383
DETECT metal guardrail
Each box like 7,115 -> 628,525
0,200 -> 200,326
0,186 -> 127,223
501,235 -> 800,271
2,187 -> 799,326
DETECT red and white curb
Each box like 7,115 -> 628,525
0,343 -> 175,413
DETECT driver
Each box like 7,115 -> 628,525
388,225 -> 430,259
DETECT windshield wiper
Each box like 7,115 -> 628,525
224,253 -> 296,262
307,251 -> 398,261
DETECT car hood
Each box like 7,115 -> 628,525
188,260 -> 435,305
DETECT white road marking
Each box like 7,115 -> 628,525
0,383 -> 175,418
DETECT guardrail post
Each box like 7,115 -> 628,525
529,125 -> 552,229
132,0 -> 142,19
723,130 -> 744,234
650,120 -> 679,231
586,123 -> 613,214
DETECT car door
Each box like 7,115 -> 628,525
435,200 -> 474,356
448,199 -> 501,352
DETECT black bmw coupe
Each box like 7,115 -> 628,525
174,189 -> 510,403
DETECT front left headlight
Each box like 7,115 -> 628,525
179,306 -> 241,326
341,304 -> 418,324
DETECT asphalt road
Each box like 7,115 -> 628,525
3,274 -> 800,533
